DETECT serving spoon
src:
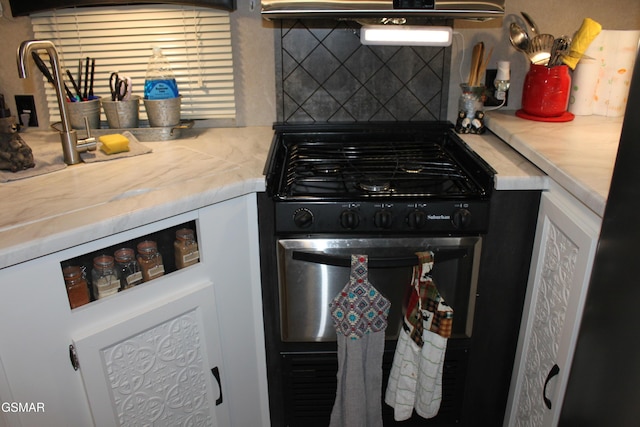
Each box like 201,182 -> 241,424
510,23 -> 531,54
520,12 -> 540,37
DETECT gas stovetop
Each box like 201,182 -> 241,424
266,122 -> 495,201
264,122 -> 496,234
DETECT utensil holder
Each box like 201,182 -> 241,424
521,64 -> 571,117
68,98 -> 101,129
102,96 -> 140,129
143,96 -> 181,128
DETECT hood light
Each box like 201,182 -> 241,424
360,25 -> 452,46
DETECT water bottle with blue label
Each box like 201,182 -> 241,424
143,47 -> 179,100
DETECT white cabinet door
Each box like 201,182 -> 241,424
72,281 -> 227,427
504,184 -> 601,427
197,194 -> 270,427
0,210 -> 231,427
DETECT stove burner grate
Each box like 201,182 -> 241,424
280,139 -> 484,198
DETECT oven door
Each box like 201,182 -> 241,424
276,236 -> 481,342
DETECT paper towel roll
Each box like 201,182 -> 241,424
584,30 -> 640,117
569,58 -> 599,115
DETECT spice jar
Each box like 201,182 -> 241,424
63,265 -> 90,309
174,228 -> 200,269
91,255 -> 120,299
137,240 -> 165,281
114,248 -> 143,290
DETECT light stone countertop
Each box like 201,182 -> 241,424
458,131 -> 548,192
486,111 -> 624,217
0,126 -> 273,269
0,122 -> 573,269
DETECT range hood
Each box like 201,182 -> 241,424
261,0 -> 505,21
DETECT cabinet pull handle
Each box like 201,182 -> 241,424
211,366 -> 223,406
543,364 -> 560,409
69,344 -> 80,371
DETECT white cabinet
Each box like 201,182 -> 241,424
72,281 -> 227,427
504,183 -> 601,427
0,195 -> 269,427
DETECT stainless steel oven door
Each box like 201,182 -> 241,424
276,237 -> 481,342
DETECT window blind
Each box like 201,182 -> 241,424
31,5 -> 236,125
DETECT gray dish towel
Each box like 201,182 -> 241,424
330,332 -> 385,427
329,254 -> 391,427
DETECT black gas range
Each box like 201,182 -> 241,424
264,121 -> 496,235
257,121 -> 531,426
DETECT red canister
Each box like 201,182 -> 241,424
521,64 -> 571,117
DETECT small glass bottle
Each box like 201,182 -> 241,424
114,248 -> 143,290
174,228 -> 200,269
91,255 -> 120,299
137,240 -> 165,282
63,265 -> 90,309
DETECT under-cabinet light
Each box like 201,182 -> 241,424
360,25 -> 452,46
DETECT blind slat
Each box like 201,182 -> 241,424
32,4 -> 236,124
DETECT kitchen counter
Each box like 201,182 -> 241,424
0,123 -> 557,269
486,111 -> 624,217
0,126 -> 273,269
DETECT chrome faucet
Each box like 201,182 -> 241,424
17,40 -> 96,165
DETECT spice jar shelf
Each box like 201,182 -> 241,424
60,219 -> 199,309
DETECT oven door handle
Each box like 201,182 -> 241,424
291,248 -> 467,268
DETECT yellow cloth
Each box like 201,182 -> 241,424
563,18 -> 602,69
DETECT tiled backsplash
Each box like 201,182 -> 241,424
275,20 -> 452,123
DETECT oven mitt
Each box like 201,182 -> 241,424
385,251 -> 452,420
329,254 -> 391,427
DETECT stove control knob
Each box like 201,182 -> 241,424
452,208 -> 472,229
340,210 -> 360,229
293,208 -> 314,228
407,210 -> 427,229
374,210 -> 392,229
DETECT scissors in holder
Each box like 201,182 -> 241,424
109,72 -> 131,101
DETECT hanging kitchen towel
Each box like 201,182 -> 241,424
385,251 -> 453,421
383,323 -> 421,421
329,254 -> 391,427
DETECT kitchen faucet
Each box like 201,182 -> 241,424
17,40 -> 96,165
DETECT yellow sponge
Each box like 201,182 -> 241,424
99,134 -> 130,155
